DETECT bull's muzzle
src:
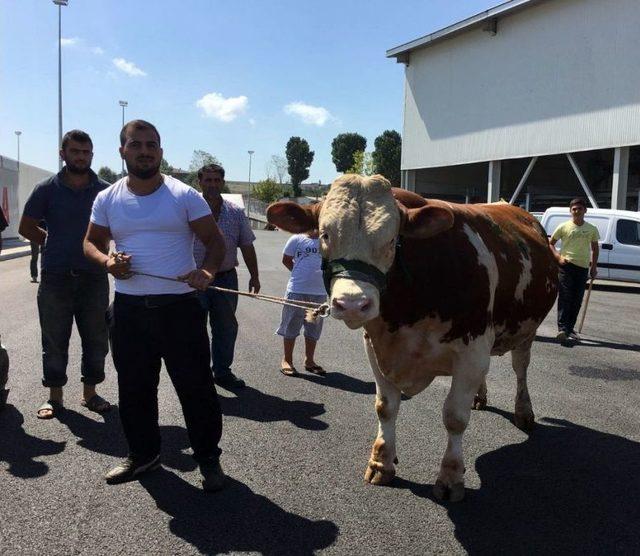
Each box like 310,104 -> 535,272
329,279 -> 380,328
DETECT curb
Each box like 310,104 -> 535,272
0,249 -> 31,262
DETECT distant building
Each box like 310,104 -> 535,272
387,0 -> 640,211
0,156 -> 54,238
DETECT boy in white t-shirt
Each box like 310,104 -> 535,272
276,231 -> 327,376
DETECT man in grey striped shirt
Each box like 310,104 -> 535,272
194,164 -> 260,389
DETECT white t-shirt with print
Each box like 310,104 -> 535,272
90,175 -> 212,295
283,234 -> 325,295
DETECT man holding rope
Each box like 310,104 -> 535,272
549,197 -> 599,344
193,163 -> 260,389
83,120 -> 227,491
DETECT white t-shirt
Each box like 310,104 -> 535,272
283,234 -> 325,295
90,175 -> 212,295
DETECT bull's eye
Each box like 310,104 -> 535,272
320,231 -> 329,241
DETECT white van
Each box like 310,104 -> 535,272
540,207 -> 640,284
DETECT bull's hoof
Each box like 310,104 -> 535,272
364,460 -> 395,485
433,479 -> 465,502
514,411 -> 535,431
472,395 -> 487,410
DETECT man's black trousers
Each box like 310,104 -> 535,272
108,292 -> 222,463
557,262 -> 589,334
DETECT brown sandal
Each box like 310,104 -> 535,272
280,366 -> 299,377
304,365 -> 326,376
81,394 -> 111,414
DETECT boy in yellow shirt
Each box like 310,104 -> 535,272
549,198 -> 599,343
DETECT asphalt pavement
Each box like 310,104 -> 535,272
1,230 -> 639,555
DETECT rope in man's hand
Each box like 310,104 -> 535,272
126,268 -> 331,323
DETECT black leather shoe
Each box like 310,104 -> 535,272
215,372 -> 245,389
105,454 -> 161,485
200,459 -> 226,492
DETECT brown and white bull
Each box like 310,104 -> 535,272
267,175 -> 558,501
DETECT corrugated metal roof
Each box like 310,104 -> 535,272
386,0 -> 546,60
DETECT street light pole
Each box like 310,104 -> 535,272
119,100 -> 128,176
53,0 -> 68,171
247,150 -> 254,218
15,131 -> 22,194
15,131 -> 21,167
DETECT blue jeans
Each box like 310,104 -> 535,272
37,271 -> 109,387
198,269 -> 239,378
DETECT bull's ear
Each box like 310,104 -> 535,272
400,204 -> 454,238
267,201 -> 321,233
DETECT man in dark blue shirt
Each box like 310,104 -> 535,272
19,130 -> 111,419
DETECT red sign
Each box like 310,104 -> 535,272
1,187 -> 8,223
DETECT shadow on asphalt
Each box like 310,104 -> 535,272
535,334 -> 640,352
568,364 -> 640,381
392,407 -> 640,554
0,404 -> 66,478
593,283 -> 640,294
57,407 -> 200,472
139,468 -> 339,555
218,385 -> 328,430
298,371 -> 376,395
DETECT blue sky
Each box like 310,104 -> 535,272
2,0 -> 498,183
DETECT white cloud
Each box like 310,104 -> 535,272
60,37 -> 80,47
112,57 -> 147,77
91,46 -> 104,55
284,102 -> 332,126
196,92 -> 248,122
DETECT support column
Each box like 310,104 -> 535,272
404,169 -> 416,193
566,154 -> 599,209
487,160 -> 501,203
509,156 -> 537,205
611,147 -> 629,210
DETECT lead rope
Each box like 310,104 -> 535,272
126,270 -> 330,323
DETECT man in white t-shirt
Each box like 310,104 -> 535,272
276,231 -> 327,376
83,120 -> 227,491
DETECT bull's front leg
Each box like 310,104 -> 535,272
363,334 -> 401,485
434,355 -> 489,502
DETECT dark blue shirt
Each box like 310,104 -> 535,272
23,169 -> 110,273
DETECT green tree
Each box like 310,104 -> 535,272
253,178 -> 284,204
331,132 -> 367,173
186,150 -> 221,190
347,151 -> 375,176
286,137 -> 314,197
159,158 -> 175,174
372,130 -> 402,186
267,155 -> 289,184
97,166 -> 119,183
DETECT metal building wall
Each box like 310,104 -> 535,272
0,157 -> 54,238
401,0 -> 640,171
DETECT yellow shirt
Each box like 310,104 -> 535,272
551,220 -> 599,269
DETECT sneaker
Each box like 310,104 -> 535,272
105,454 -> 161,485
556,330 -> 568,342
215,372 -> 245,389
568,330 -> 581,342
30,277 -> 38,283
200,459 -> 226,492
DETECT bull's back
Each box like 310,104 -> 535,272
380,199 -> 557,350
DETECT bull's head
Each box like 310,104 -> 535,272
267,174 -> 454,329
